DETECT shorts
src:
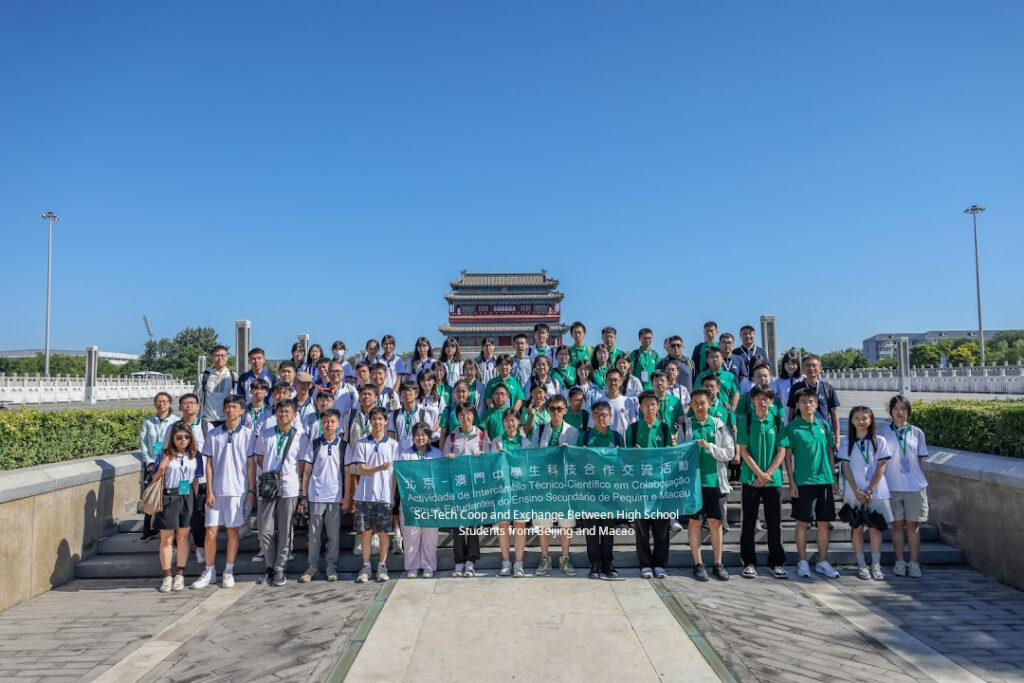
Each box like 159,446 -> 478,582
686,487 -> 727,522
206,495 -> 244,528
154,491 -> 193,531
354,500 -> 394,533
889,489 -> 928,522
792,484 -> 836,524
532,517 -> 576,529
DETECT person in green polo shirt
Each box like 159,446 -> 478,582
651,370 -> 685,436
685,389 -> 735,582
483,354 -> 525,412
736,383 -> 789,579
690,375 -> 738,434
438,380 -> 474,445
785,387 -> 840,579
690,321 -> 719,376
579,400 -> 625,579
479,383 -> 511,440
629,327 -> 660,390
568,321 -> 593,368
601,326 -> 625,365
627,391 -> 673,580
520,384 -> 551,445
694,347 -> 740,412
735,362 -> 783,422
551,346 -> 577,392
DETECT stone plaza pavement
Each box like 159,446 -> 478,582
0,567 -> 1021,682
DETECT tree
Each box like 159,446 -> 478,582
948,343 -> 978,367
874,358 -> 899,369
910,343 -> 941,367
820,348 -> 871,370
0,353 -> 129,377
138,327 -> 225,380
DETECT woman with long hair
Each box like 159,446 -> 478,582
154,422 -> 199,592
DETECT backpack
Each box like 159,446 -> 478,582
580,429 -> 623,447
449,429 -> 486,454
628,420 -> 670,447
391,408 -> 427,435
198,367 -> 238,410
745,411 -> 785,442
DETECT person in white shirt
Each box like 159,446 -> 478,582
532,394 -> 578,577
349,407 -> 402,583
153,422 -> 199,593
511,334 -> 533,390
489,409 -> 532,577
242,379 -> 272,430
438,337 -> 464,387
399,423 -> 445,578
879,394 -> 930,578
345,384 -> 379,558
379,334 -> 406,390
303,390 -> 337,440
298,408 -> 347,583
194,345 -> 236,430
442,402 -> 490,577
407,337 -> 436,379
530,354 -> 560,399
613,354 -> 644,397
326,360 -> 357,419
663,362 -> 691,410
838,406 -> 893,581
191,395 -> 255,590
475,338 -> 498,384
527,322 -> 558,364
387,381 -> 437,555
171,394 -> 207,564
601,369 -> 639,436
251,399 -> 307,586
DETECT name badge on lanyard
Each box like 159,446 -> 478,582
177,457 -> 190,494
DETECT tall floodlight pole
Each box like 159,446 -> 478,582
964,205 -> 986,365
40,212 -> 60,378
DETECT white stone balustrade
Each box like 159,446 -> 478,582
0,374 -> 190,405
823,363 -> 1024,394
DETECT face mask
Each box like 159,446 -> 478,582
333,350 -> 344,360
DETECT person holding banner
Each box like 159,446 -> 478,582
627,391 -> 674,579
399,423 -> 444,578
490,409 -> 533,577
443,402 -> 490,577
532,394 -> 579,576
579,401 -> 624,579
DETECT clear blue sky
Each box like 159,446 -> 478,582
2,2 -> 1022,359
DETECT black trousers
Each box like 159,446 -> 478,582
740,484 -> 785,567
453,527 -> 480,563
586,529 -> 615,568
632,519 -> 670,568
191,483 -> 208,547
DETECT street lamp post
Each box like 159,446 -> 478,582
964,205 -> 986,365
40,212 -> 60,378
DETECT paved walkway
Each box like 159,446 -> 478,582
1,569 -> 1022,682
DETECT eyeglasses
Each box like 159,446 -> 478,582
328,370 -> 343,375
180,401 -> 198,407
173,434 -> 191,441
670,343 -> 683,348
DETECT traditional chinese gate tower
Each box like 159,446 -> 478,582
439,270 -> 568,353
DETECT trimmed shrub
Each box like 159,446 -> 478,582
912,400 -> 1024,459
0,408 -> 150,470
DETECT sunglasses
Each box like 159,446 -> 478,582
173,434 -> 192,441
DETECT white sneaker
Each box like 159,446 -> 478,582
406,570 -> 418,579
893,560 -> 907,577
172,574 -> 185,591
356,565 -> 371,583
422,569 -> 434,579
393,532 -> 404,555
796,560 -> 811,578
499,560 -> 512,576
513,562 -> 525,578
190,568 -> 215,589
815,560 -> 840,579
857,565 -> 871,580
871,564 -> 885,581
464,561 -> 476,577
371,534 -> 380,556
670,519 -> 684,532
159,576 -> 173,593
908,561 -> 922,578
353,538 -> 362,556
221,572 -> 235,588
452,563 -> 465,578
195,548 -> 205,565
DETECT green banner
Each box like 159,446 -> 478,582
394,443 -> 702,527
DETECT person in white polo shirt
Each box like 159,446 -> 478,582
298,408 -> 348,583
153,422 -> 200,593
531,394 -> 578,577
879,394 -> 930,578
350,406 -> 402,583
191,395 -> 255,590
252,399 -> 307,587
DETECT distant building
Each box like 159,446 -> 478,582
0,349 -> 140,366
439,270 -> 569,353
862,330 -> 1000,362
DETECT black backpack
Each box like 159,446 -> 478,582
627,420 -> 671,447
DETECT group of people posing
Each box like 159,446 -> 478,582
137,321 -> 931,592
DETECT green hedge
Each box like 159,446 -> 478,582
0,408 -> 150,470
912,400 -> 1024,459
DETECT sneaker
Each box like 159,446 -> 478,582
770,566 -> 788,579
299,568 -> 318,583
670,519 -> 684,532
371,535 -> 380,556
536,556 -> 552,576
641,567 -> 654,579
692,564 -> 708,582
406,570 -> 419,579
464,561 -> 477,577
796,560 -> 811,578
422,569 -> 434,579
286,551 -> 295,562
589,564 -> 601,579
172,574 -> 185,591
353,538 -> 363,556
376,568 -> 390,582
559,556 -> 576,576
356,565 -> 371,583
139,532 -> 157,543
857,565 -> 871,580
159,576 -> 173,593
256,568 -> 273,585
252,551 -> 265,563
190,568 -> 215,589
712,564 -> 730,581
195,547 -> 205,565
452,563 -> 465,578
603,566 -> 619,579
271,569 -> 286,586
499,560 -> 512,577
742,565 -> 757,579
513,562 -> 525,578
893,560 -> 908,577
326,567 -> 338,582
654,567 -> 668,579
221,572 -> 235,588
393,533 -> 404,555
908,561 -> 922,578
871,564 -> 885,581
815,560 -> 840,579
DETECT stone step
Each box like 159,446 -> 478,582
74,541 -> 965,579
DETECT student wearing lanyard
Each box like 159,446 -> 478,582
733,325 -> 769,380
601,369 -> 639,437
590,344 -> 612,389
398,422 -> 444,578
387,381 -> 431,556
614,353 -> 644,397
520,383 -> 551,448
627,391 -> 673,579
298,409 -> 346,584
527,323 -> 557,364
438,336 -> 464,387
629,328 -> 659,391
718,334 -> 744,383
479,383 -> 512,440
690,321 -> 719,377
442,402 -> 490,578
579,401 -> 625,580
475,338 -> 497,384
879,395 -> 930,578
772,351 -> 802,421
532,394 -> 578,577
694,347 -> 741,413
345,384 -> 379,557
175,393 -> 207,565
685,389 -> 736,582
785,354 -> 841,451
489,409 -> 532,577
530,355 -> 560,398
252,400 -> 307,587
431,363 -> 453,407
551,346 -> 577,393
294,372 -> 316,423
459,359 -> 486,414
379,335 -> 406,391
839,407 -> 894,581
243,379 -> 271,430
484,354 -> 526,412
304,391 -> 336,440
511,334 -> 533,391
139,392 -> 180,542
568,321 -> 592,368
601,326 -> 625,366
439,380 -> 473,446
154,423 -> 199,593
350,407 -> 402,584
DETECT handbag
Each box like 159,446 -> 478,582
258,429 -> 296,499
141,475 -> 165,516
